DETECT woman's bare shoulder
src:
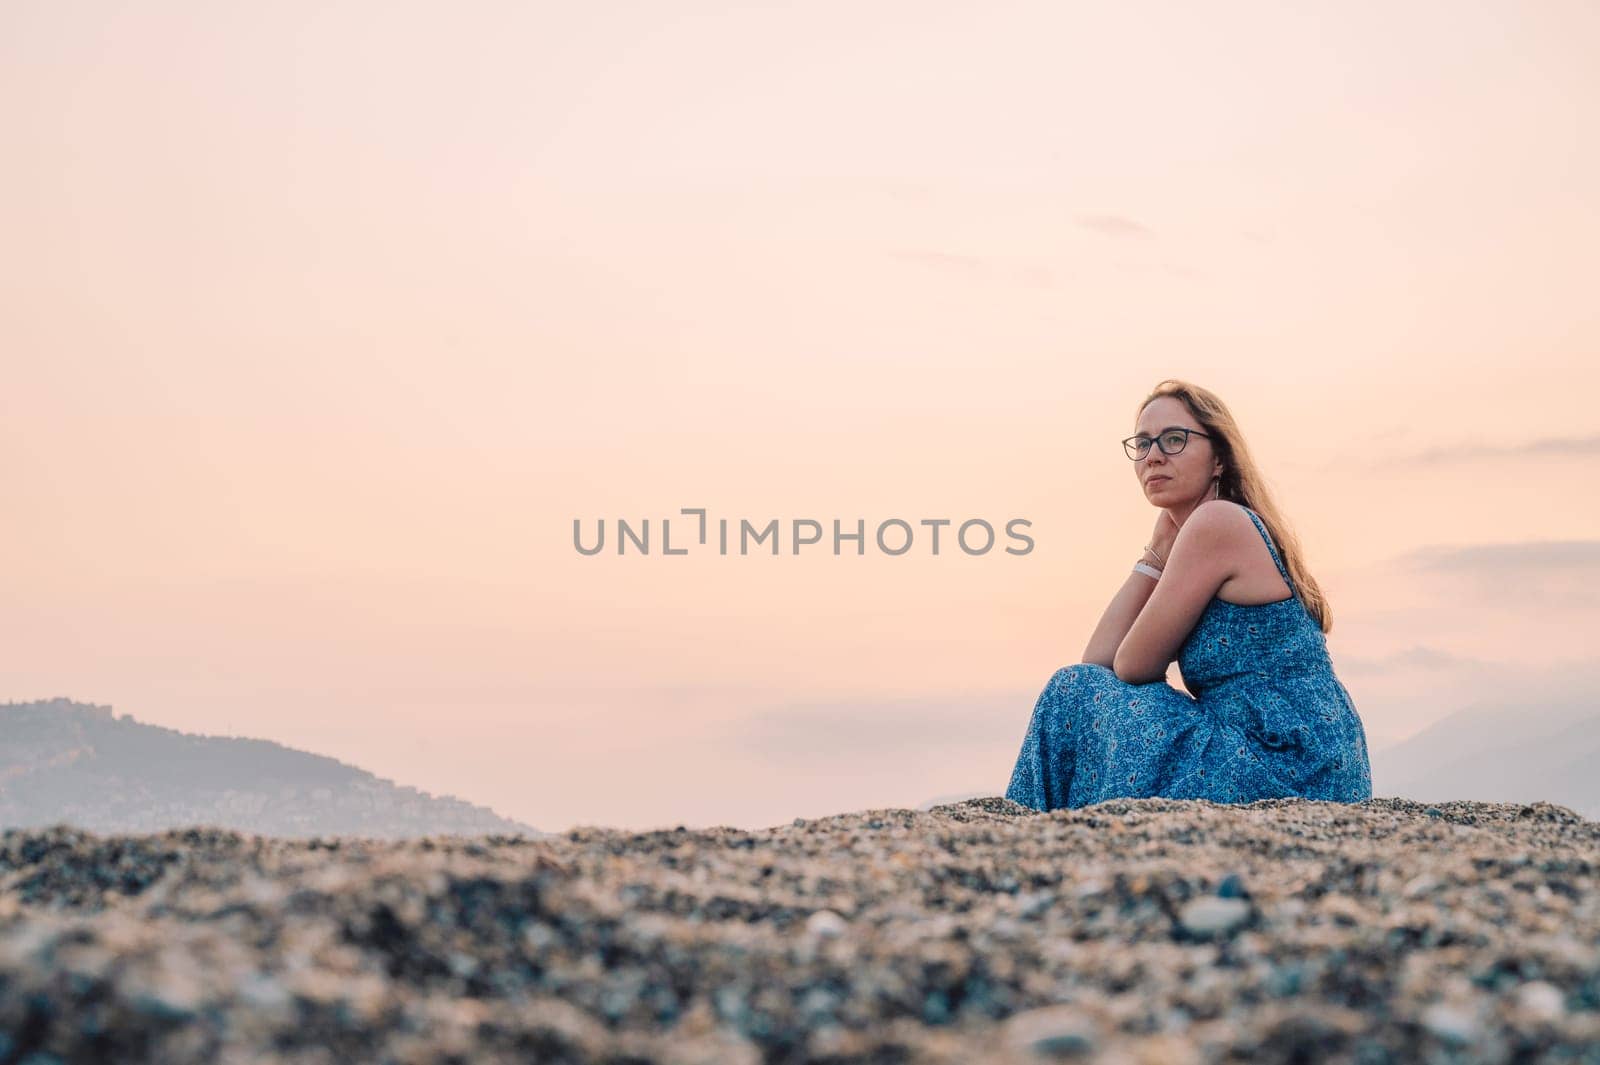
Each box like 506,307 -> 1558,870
1183,500 -> 1269,557
1186,499 -> 1257,535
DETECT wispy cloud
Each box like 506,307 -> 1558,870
1284,432 -> 1600,476
1111,260 -> 1203,280
1379,433 -> 1600,468
1378,540 -> 1600,609
886,249 -> 986,274
1395,540 -> 1600,574
1077,214 -> 1153,238
886,249 -> 1059,289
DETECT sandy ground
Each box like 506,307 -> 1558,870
1,795 -> 1596,1063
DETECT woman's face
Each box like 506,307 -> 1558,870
1132,397 -> 1222,507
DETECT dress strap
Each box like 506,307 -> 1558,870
1242,508 -> 1298,600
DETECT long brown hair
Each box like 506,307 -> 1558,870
1137,379 -> 1333,633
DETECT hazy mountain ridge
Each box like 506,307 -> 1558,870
0,697 -> 545,839
1370,696 -> 1600,820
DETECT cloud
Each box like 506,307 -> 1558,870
1396,542 -> 1600,601
886,249 -> 1059,289
886,249 -> 986,274
1110,260 -> 1203,280
1377,433 -> 1600,468
1077,214 -> 1153,238
1397,540 -> 1600,574
1362,540 -> 1600,609
1283,433 -> 1600,476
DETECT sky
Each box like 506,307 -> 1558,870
2,0 -> 1597,832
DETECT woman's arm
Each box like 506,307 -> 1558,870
1112,504 -> 1237,684
1080,567 -> 1160,667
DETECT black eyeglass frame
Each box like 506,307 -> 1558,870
1121,427 -> 1213,460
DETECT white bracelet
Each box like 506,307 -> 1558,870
1133,561 -> 1163,581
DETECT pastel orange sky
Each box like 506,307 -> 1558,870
4,1 -> 1597,832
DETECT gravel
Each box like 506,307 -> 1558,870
1,795 -> 1596,1063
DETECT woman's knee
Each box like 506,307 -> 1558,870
1035,664 -> 1106,714
1048,663 -> 1111,687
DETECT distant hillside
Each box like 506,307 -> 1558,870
1371,694 -> 1600,819
0,697 -> 546,839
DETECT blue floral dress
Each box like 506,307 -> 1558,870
1005,506 -> 1373,810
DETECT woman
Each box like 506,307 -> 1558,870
1005,379 -> 1373,811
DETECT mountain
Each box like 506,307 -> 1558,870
0,697 -> 546,839
1370,694 -> 1600,819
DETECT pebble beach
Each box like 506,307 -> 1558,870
2,796 -> 1596,1063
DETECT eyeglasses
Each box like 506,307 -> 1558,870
1122,427 -> 1212,460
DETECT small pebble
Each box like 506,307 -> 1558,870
1420,1003 -> 1480,1045
1515,981 -> 1566,1022
805,910 -> 848,939
1178,896 -> 1251,938
1401,874 -> 1440,899
1003,1004 -> 1099,1058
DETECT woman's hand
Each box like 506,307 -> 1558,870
1145,507 -> 1181,566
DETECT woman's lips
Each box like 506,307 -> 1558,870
1146,476 -> 1170,486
